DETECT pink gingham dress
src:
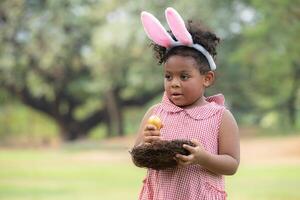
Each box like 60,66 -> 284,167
139,93 -> 227,200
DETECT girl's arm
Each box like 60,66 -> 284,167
134,104 -> 162,147
176,109 -> 240,175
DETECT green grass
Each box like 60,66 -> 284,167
0,149 -> 145,200
0,149 -> 299,200
227,164 -> 300,200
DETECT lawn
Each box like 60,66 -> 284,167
0,138 -> 300,200
0,148 -> 143,200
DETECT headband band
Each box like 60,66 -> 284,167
141,7 -> 217,70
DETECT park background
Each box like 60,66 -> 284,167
0,0 -> 299,199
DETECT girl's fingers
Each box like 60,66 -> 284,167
176,160 -> 185,167
144,136 -> 161,143
183,139 -> 202,153
175,156 -> 191,166
183,144 -> 196,153
191,139 -> 201,146
144,130 -> 160,136
145,124 -> 157,131
175,154 -> 191,162
175,140 -> 202,167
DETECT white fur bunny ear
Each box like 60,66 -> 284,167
141,11 -> 175,48
165,7 -> 193,46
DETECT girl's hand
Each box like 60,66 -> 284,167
175,139 -> 209,167
143,124 -> 162,144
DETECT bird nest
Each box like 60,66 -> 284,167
130,140 -> 195,170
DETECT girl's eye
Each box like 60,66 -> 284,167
180,75 -> 189,80
165,74 -> 172,80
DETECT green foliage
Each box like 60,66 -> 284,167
0,103 -> 58,144
0,0 -> 299,141
226,0 -> 300,128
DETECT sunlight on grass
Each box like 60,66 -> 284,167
227,164 -> 300,200
0,149 -> 145,200
0,149 -> 299,200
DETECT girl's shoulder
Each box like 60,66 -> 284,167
220,109 -> 238,127
143,103 -> 162,118
149,103 -> 162,112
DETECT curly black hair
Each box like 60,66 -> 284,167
151,20 -> 220,74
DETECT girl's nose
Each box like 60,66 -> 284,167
171,78 -> 180,88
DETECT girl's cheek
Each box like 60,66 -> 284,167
164,83 -> 170,91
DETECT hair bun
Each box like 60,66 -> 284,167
187,20 -> 220,58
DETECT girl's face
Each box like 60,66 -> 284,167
164,55 -> 212,107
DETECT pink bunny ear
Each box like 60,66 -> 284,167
141,11 -> 175,48
165,7 -> 193,46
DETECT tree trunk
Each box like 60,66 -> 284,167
287,62 -> 300,127
105,89 -> 124,137
2,76 -> 162,141
57,119 -> 86,141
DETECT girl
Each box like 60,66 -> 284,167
134,7 -> 239,200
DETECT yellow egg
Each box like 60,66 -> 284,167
147,115 -> 162,129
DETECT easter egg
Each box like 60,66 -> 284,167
147,115 -> 162,129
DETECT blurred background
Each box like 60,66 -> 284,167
0,0 -> 299,199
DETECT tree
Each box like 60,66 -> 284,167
230,0 -> 300,128
3,0 -> 295,141
0,0 -> 163,140
0,0 -> 106,140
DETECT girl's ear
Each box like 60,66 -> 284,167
203,71 -> 215,87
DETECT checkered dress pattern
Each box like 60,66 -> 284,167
138,93 -> 227,200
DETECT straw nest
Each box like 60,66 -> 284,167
130,140 -> 195,170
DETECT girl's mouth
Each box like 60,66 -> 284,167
171,93 -> 183,98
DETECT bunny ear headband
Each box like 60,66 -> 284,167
141,7 -> 216,70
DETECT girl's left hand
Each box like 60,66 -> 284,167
175,139 -> 208,167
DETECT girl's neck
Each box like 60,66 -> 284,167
180,95 -> 208,109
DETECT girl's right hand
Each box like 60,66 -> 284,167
143,124 -> 162,144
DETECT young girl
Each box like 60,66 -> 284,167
134,7 -> 239,200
